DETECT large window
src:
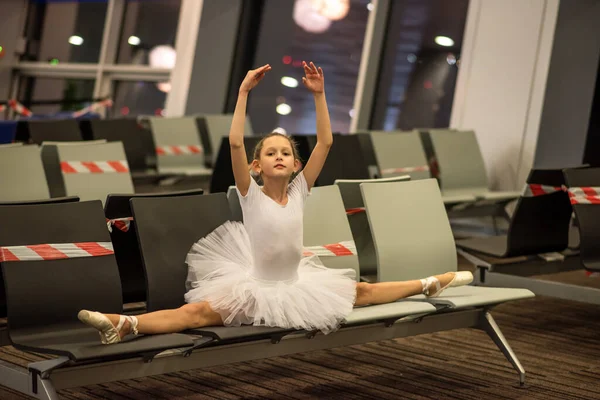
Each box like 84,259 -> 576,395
116,0 -> 182,65
248,0 -> 371,134
371,0 -> 469,130
18,77 -> 95,115
22,0 -> 109,63
112,80 -> 167,117
13,0 -> 181,119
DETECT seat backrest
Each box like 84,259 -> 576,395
314,134 -> 371,186
353,133 -> 379,178
131,193 -> 231,312
0,143 -> 23,149
0,145 -> 50,201
28,119 -> 83,144
370,130 -> 431,180
361,179 -> 457,281
41,141 -> 134,204
304,186 -> 360,279
505,169 -> 572,256
0,201 -> 122,330
148,117 -> 206,174
563,167 -> 600,269
89,119 -> 156,172
335,176 -> 411,277
0,196 -> 79,206
428,129 -> 489,192
104,189 -> 204,304
210,136 -> 263,193
198,114 -> 254,166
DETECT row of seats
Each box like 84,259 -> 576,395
459,167 -> 600,272
1,113 -> 520,206
0,177 -> 534,398
0,114 -> 253,176
1,129 -> 516,214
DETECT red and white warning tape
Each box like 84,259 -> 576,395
71,99 -> 113,118
585,271 -> 600,278
0,99 -> 112,118
106,217 -> 133,233
0,242 -> 114,262
60,160 -> 129,174
156,145 -> 203,155
7,100 -> 33,117
303,241 -> 357,257
381,165 -> 429,175
346,207 -> 365,215
566,187 -> 600,205
521,184 -> 563,197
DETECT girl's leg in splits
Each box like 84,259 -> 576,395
79,301 -> 223,342
354,272 -> 470,306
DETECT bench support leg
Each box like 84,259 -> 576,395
478,311 -> 526,386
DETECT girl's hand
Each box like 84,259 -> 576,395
302,61 -> 324,94
239,64 -> 271,94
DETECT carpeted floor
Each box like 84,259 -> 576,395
0,244 -> 598,399
0,292 -> 599,399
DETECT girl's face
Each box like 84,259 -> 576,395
253,135 -> 299,180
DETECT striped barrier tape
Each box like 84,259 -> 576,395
0,99 -> 112,118
346,207 -> 365,215
156,145 -> 203,155
565,187 -> 600,205
303,241 -> 357,257
106,217 -> 133,233
7,100 -> 33,117
521,184 -> 563,197
0,242 -> 114,262
71,99 -> 113,118
60,160 -> 129,174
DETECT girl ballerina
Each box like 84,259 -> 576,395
79,61 -> 472,344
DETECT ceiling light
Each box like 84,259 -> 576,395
68,35 -> 83,46
435,36 -> 454,47
128,36 -> 141,46
149,45 -> 177,69
281,76 -> 299,88
276,103 -> 292,115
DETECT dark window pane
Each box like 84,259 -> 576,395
116,0 -> 182,65
111,81 -> 167,118
23,0 -> 108,63
248,0 -> 370,134
371,0 -> 469,130
18,77 -> 95,115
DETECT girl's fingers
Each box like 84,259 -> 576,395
318,67 -> 323,76
303,62 -> 311,74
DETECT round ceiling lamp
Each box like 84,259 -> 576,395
293,0 -> 332,34
149,45 -> 176,69
311,0 -> 350,21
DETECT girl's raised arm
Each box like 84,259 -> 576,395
230,64 -> 271,196
300,61 -> 332,190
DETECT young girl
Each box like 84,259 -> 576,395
79,62 -> 472,344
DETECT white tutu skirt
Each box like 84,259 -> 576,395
184,221 -> 357,333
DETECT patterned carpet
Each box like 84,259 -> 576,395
0,288 -> 599,399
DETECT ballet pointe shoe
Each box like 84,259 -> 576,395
78,310 -> 139,344
421,271 -> 473,298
